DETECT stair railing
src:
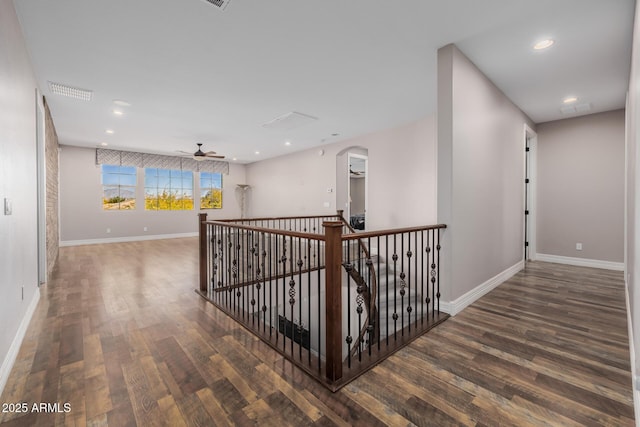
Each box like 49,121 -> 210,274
198,212 -> 447,391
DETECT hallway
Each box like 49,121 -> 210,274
0,238 -> 634,426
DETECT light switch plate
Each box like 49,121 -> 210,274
4,198 -> 11,215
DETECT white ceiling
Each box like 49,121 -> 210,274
14,0 -> 634,163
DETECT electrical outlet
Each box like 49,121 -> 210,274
323,202 -> 330,208
4,198 -> 12,215
143,227 -> 148,232
106,228 -> 111,234
576,243 -> 582,251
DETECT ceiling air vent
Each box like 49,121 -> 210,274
48,81 -> 93,101
560,103 -> 591,115
201,0 -> 232,10
262,111 -> 318,131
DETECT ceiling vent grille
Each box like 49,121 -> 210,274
560,103 -> 591,115
261,111 -> 318,131
48,81 -> 93,101
202,0 -> 232,10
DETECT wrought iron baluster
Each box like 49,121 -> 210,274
392,235 -> 398,340
307,235 -> 312,366
421,230 -> 425,325
437,229 -> 441,313
346,240 -> 352,368
407,232 -> 412,334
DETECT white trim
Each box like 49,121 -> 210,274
60,232 -> 198,247
36,89 -> 47,285
440,260 -> 524,316
0,288 -> 40,397
536,253 -> 625,271
625,279 -> 640,424
524,124 -> 538,261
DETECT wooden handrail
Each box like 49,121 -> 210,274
205,220 -> 326,241
335,210 -> 378,359
341,223 -> 447,240
216,214 -> 341,223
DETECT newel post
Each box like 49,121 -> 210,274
323,221 -> 343,382
199,213 -> 208,293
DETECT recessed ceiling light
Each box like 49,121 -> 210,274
232,157 -> 237,161
284,141 -> 291,146
563,96 -> 578,104
255,151 -> 260,155
105,129 -> 114,135
113,99 -> 131,107
113,110 -> 124,116
533,39 -> 555,50
100,142 -> 108,146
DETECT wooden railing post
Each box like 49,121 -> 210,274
199,213 -> 208,293
324,221 -> 343,382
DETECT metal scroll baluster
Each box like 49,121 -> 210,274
437,229 -> 441,313
429,229 -> 435,317
282,237 -> 288,354
346,240 -> 352,368
250,231 -> 257,327
420,230 -> 425,326
296,237 -> 303,360
289,236 -> 295,358
392,236 -> 398,340
400,233 -> 405,336
406,232 -> 412,334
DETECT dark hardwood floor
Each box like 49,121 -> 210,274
0,238 -> 634,426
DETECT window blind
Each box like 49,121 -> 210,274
96,148 -> 229,174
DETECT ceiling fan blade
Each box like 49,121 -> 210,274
203,150 -> 218,155
177,150 -> 193,155
205,154 -> 225,159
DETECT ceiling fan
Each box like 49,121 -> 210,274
178,143 -> 225,161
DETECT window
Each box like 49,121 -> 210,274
145,168 -> 194,210
101,165 -> 137,210
200,172 -> 223,209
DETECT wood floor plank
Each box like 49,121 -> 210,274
0,239 -> 633,426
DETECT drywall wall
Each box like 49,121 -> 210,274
626,0 -> 640,409
537,110 -> 625,263
59,145 -> 246,243
245,115 -> 438,230
0,0 -> 41,394
438,44 -> 535,306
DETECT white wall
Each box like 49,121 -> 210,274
537,110 -> 625,264
245,115 -> 438,230
437,44 -> 535,307
626,0 -> 640,414
0,0 -> 41,394
59,145 -> 246,243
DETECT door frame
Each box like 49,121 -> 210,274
347,153 -> 368,230
524,124 -> 538,261
36,90 -> 47,285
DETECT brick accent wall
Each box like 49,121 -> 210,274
44,98 -> 59,276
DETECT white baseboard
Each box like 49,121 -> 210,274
60,232 -> 198,247
536,253 -> 624,271
440,260 -> 524,316
624,277 -> 640,425
0,287 -> 40,397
